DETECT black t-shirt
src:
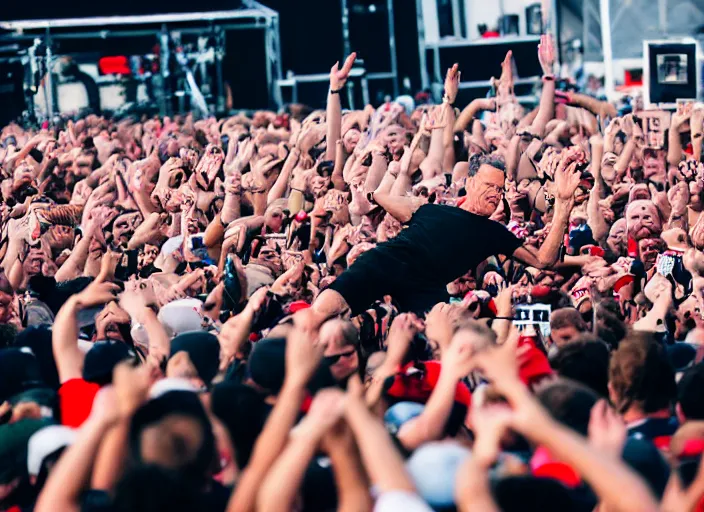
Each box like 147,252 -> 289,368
330,204 -> 523,315
379,204 -> 522,286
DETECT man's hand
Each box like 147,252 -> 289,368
588,399 -> 626,459
285,323 -> 324,387
473,98 -> 497,112
538,33 -> 556,76
385,313 -> 423,364
553,155 -> 580,204
444,63 -> 460,104
668,181 -> 690,217
74,281 -> 121,310
470,402 -> 514,468
425,303 -> 455,354
330,52 -> 357,91
293,388 -> 347,439
672,102 -> 693,130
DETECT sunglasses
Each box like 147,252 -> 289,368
324,349 -> 356,364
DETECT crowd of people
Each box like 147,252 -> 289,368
2,32 -> 704,511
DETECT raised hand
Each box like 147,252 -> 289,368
286,322 -> 325,387
470,402 -> 514,467
224,172 -> 242,195
672,101 -> 693,129
386,313 -> 423,363
74,281 -> 121,309
668,180 -> 690,217
443,63 -> 461,104
330,52 -> 357,91
553,155 -> 581,203
538,33 -> 556,75
588,399 -> 626,459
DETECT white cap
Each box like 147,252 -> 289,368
157,298 -> 204,338
27,425 -> 77,476
149,378 -> 201,398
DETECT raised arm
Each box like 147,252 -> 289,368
692,107 -> 703,163
531,34 -> 556,137
474,345 -> 660,512
668,105 -> 690,167
396,335 -> 472,451
513,155 -> 579,268
454,99 -> 496,133
53,281 -> 121,383
268,148 -> 299,204
227,325 -> 324,512
325,53 -> 357,161
369,190 -> 424,224
256,390 -> 346,512
323,421 -> 372,512
345,388 -> 419,495
35,388 -> 118,512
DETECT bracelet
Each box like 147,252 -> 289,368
330,87 -> 344,95
442,94 -> 454,105
366,191 -> 376,204
542,75 -> 555,82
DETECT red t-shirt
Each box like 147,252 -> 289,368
59,378 -> 100,428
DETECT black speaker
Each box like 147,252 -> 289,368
260,0 -> 343,76
645,41 -> 700,105
0,62 -> 25,126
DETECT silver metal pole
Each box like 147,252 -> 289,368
271,12 -> 284,109
415,0 -> 429,90
159,26 -> 171,117
264,19 -> 274,109
44,28 -> 55,122
215,27 -> 225,113
341,0 -> 355,107
599,0 -> 615,101
451,0 -> 463,37
386,0 -> 399,98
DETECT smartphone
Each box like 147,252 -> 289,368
189,235 -> 206,251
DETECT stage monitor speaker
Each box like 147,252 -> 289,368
427,38 -> 542,84
0,62 -> 25,127
525,4 -> 543,35
222,28 -> 270,110
260,0 -> 342,77
644,40 -> 701,107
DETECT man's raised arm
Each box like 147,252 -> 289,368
512,153 -> 580,268
370,190 -> 425,224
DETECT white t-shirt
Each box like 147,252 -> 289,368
374,491 -> 433,512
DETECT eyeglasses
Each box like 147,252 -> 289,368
324,349 -> 356,364
482,182 -> 504,195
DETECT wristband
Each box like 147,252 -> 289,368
330,87 -> 344,95
542,75 -> 555,82
366,191 -> 375,204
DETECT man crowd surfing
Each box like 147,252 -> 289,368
2,32 -> 704,511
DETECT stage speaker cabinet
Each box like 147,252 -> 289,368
525,3 -> 543,35
644,39 -> 702,107
0,62 -> 25,127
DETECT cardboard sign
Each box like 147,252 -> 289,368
639,109 -> 671,149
